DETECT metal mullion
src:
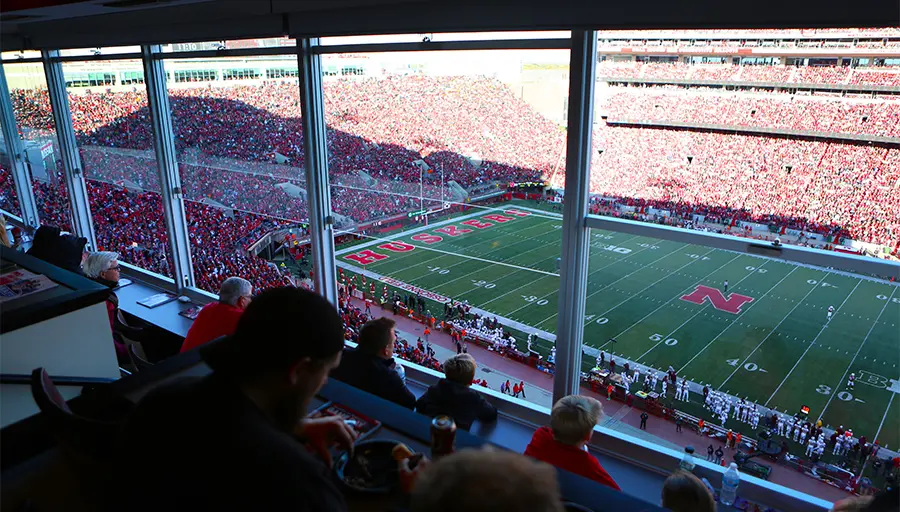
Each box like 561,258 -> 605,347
553,30 -> 597,403
312,38 -> 571,54
41,49 -> 97,248
0,58 -> 43,64
141,44 -> 195,291
585,214 -> 900,280
0,65 -> 40,228
297,37 -> 338,305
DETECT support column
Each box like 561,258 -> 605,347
41,50 -> 96,248
141,45 -> 194,289
0,65 -> 40,227
553,31 -> 597,403
297,38 -> 338,305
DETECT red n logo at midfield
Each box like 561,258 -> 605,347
680,285 -> 754,314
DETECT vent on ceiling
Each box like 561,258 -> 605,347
101,0 -> 180,8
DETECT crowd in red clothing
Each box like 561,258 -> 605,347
604,87 -> 900,138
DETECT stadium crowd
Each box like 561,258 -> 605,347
4,70 -> 899,295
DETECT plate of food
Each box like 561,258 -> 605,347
334,440 -> 425,494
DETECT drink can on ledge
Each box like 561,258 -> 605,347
431,415 -> 456,459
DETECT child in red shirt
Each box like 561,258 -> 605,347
524,395 -> 620,491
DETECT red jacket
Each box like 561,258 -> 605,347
524,427 -> 621,491
180,302 -> 244,353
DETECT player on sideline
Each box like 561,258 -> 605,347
847,372 -> 855,390
827,305 -> 834,323
724,280 -> 729,293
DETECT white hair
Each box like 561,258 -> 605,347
218,277 -> 252,306
83,251 -> 119,278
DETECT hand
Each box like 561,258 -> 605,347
829,496 -> 873,512
398,454 -> 430,494
296,416 -> 358,468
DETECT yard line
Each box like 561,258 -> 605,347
815,285 -> 898,423
504,241 -> 687,319
764,278 -> 863,406
468,235 -> 645,309
590,249 -> 738,353
872,392 -> 896,444
637,260 -> 777,362
717,270 -> 834,389
675,265 -> 797,373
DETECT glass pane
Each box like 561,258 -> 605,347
1,50 -> 42,60
165,54 -> 302,294
161,37 -> 296,53
5,62 -> 73,231
0,117 -> 21,217
589,27 -> 900,500
321,31 -> 569,46
326,46 -> 569,405
59,46 -> 142,58
62,60 -> 174,277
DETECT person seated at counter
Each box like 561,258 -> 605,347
410,448 -> 564,512
180,277 -> 252,353
524,395 -> 621,491
114,287 -> 355,511
26,225 -> 87,276
415,353 -> 497,431
83,251 -> 145,363
331,317 -> 416,409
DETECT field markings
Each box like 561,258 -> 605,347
503,241 -> 690,321
460,235 -> 645,309
872,393 -> 896,445
674,264 -> 798,373
763,278 -> 863,406
637,260 -> 783,363
716,270 -> 836,389
815,285 -> 898,423
588,249 -> 739,353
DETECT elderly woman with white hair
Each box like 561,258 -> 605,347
180,277 -> 252,353
84,251 -> 145,363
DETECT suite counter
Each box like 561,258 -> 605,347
0,246 -> 119,427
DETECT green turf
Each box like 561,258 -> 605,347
336,200 -> 900,449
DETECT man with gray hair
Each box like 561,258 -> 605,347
181,277 -> 252,353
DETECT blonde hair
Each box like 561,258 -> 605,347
662,471 -> 716,512
0,215 -> 10,248
550,395 -> 603,445
443,353 -> 476,385
411,448 -> 563,512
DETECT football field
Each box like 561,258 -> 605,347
337,200 -> 900,448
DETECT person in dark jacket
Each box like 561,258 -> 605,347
83,251 -> 145,363
415,353 -> 497,431
27,225 -> 87,275
331,317 -> 416,409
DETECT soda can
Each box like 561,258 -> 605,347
431,415 -> 456,459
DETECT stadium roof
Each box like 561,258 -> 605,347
1,0 -> 897,52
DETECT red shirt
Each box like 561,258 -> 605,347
180,302 -> 244,353
524,427 -> 621,491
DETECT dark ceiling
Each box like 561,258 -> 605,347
1,0 -> 897,51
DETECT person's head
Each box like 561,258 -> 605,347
357,317 -> 396,359
550,395 -> 603,446
83,251 -> 121,284
410,449 -> 564,512
218,276 -> 253,309
200,287 -> 344,431
443,353 -> 476,386
661,470 -> 715,512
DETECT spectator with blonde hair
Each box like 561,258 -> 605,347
661,470 -> 716,512
415,353 -> 497,430
410,448 -> 564,512
525,395 -> 620,491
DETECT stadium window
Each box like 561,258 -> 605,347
160,37 -> 297,53
164,52 -> 303,294
60,59 -> 175,277
58,46 -> 141,58
320,31 -> 568,46
4,62 -> 73,230
266,67 -> 299,79
323,43 -> 569,389
0,117 -> 21,218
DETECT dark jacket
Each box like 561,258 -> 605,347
92,276 -> 145,363
330,348 -> 415,409
415,378 -> 497,430
27,225 -> 87,275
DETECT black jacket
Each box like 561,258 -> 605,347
27,225 -> 86,275
330,348 -> 416,409
415,379 -> 498,431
